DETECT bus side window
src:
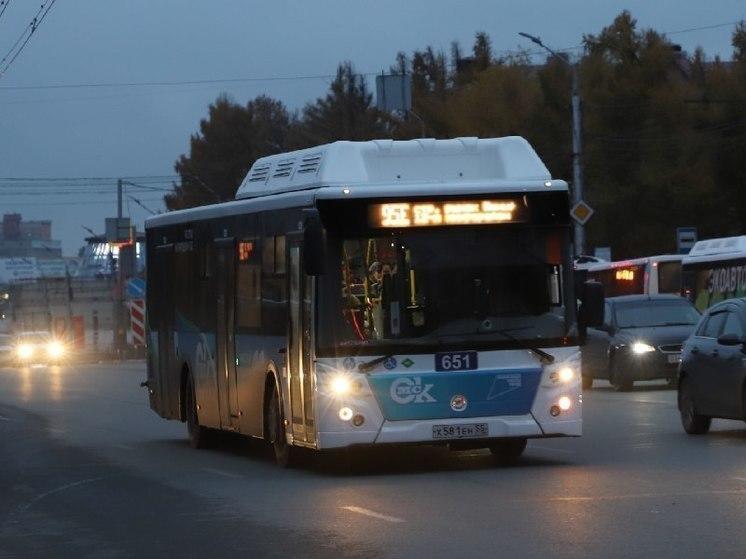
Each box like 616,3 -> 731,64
237,240 -> 261,329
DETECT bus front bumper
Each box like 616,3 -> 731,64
316,414 -> 581,449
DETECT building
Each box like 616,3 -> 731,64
0,213 -> 62,259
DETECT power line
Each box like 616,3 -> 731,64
0,0 -> 57,77
0,174 -> 177,181
0,0 -> 13,23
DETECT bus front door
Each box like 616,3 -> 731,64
154,243 -> 177,419
215,238 -> 240,430
287,241 -> 315,446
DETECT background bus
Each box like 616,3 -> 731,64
145,137 -> 602,467
577,255 -> 682,297
682,236 -> 746,311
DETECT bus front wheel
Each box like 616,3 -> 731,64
185,376 -> 214,449
489,438 -> 527,464
267,385 -> 299,468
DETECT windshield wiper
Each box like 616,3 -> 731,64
358,353 -> 395,374
439,326 -> 555,364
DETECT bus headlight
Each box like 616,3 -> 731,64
17,344 -> 33,359
632,342 -> 655,354
47,341 -> 65,359
329,375 -> 352,396
549,367 -> 575,384
558,396 -> 572,411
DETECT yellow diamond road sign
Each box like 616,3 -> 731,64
570,200 -> 594,225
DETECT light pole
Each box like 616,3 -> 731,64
519,32 -> 585,256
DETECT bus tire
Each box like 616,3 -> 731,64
267,383 -> 299,468
582,375 -> 593,390
185,375 -> 213,449
679,379 -> 711,435
489,438 -> 527,464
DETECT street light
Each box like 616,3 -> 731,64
519,32 -> 586,256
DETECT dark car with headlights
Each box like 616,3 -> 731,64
581,294 -> 700,391
678,298 -> 746,434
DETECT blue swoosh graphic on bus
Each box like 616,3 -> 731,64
366,368 -> 542,421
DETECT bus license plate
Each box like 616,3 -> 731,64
432,423 -> 488,440
435,350 -> 478,371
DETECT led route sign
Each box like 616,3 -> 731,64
370,199 -> 526,228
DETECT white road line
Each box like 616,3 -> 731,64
19,476 -> 110,512
0,415 -> 12,421
342,506 -> 405,523
201,467 -> 242,479
732,477 -> 746,483
113,444 -> 134,450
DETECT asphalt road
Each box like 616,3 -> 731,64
1,362 -> 746,559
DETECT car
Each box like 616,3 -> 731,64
13,331 -> 68,366
0,333 -> 12,365
678,298 -> 746,435
581,294 -> 700,391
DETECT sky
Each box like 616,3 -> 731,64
0,0 -> 744,255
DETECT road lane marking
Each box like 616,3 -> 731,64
201,467 -> 242,479
0,414 -> 12,421
19,476 -> 110,512
732,477 -> 746,483
113,444 -> 134,450
342,506 -> 405,523
542,489 -> 746,503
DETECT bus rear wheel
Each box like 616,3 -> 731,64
185,376 -> 213,449
489,438 -> 527,464
267,385 -> 299,468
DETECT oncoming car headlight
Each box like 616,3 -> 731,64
17,344 -> 33,359
631,342 -> 655,354
47,341 -> 65,359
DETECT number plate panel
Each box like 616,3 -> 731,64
435,350 -> 478,371
667,353 -> 681,364
432,423 -> 489,440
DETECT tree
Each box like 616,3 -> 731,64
166,95 -> 291,210
291,62 -> 388,146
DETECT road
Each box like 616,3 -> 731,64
1,362 -> 745,558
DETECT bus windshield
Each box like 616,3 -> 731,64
318,227 -> 571,355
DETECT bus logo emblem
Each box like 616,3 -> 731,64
390,377 -> 436,404
450,394 -> 468,412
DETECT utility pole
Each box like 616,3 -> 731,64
519,32 -> 586,255
117,178 -> 123,219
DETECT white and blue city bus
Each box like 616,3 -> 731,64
144,137 -> 602,466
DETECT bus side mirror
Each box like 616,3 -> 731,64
579,280 -> 604,328
302,209 -> 326,276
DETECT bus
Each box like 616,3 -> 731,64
577,255 -> 682,297
144,137 -> 602,467
682,235 -> 746,311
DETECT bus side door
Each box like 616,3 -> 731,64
214,238 -> 240,430
153,243 -> 179,419
286,239 -> 316,447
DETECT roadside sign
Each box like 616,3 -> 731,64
570,201 -> 594,225
676,227 -> 697,255
127,277 -> 145,299
129,299 -> 146,346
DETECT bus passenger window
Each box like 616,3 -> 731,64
237,240 -> 261,328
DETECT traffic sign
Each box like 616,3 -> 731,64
570,200 -> 594,225
127,277 -> 145,299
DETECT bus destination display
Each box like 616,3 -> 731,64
369,199 -> 526,228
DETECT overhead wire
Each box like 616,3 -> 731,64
0,0 -> 57,77
0,0 -> 12,23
